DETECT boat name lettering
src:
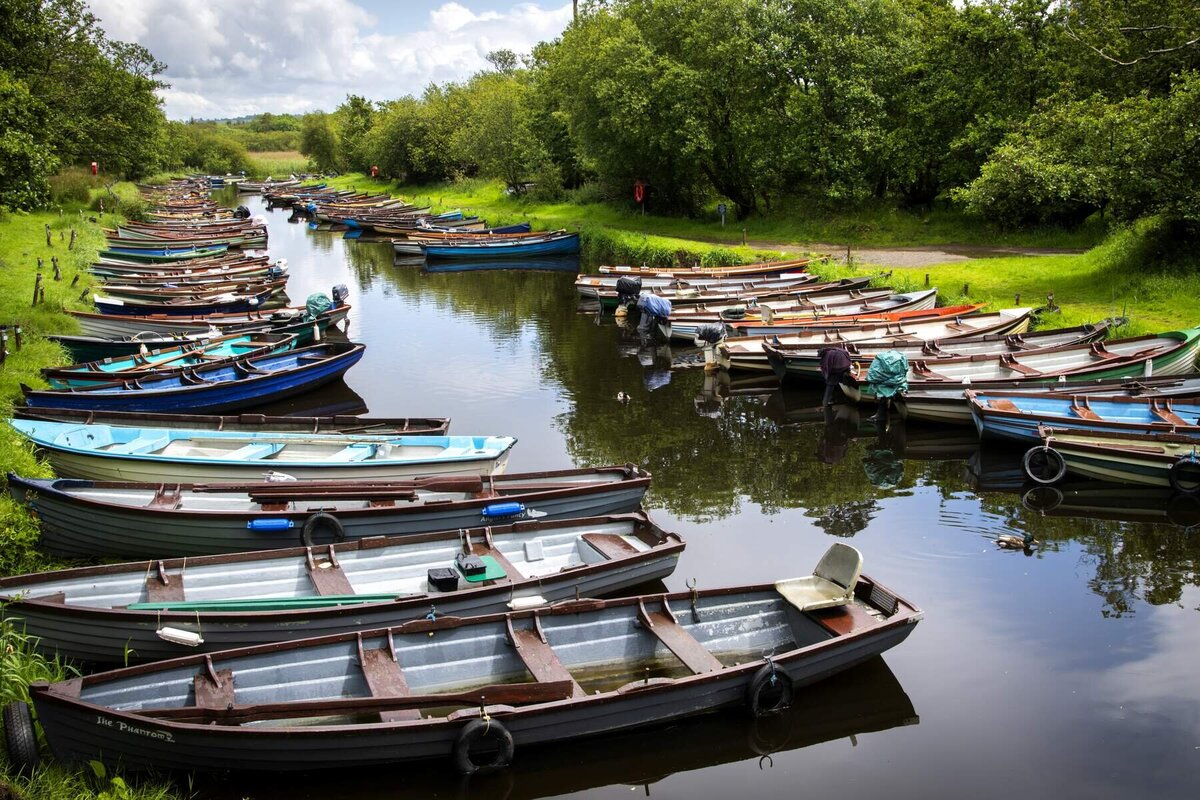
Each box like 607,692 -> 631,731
96,715 -> 175,742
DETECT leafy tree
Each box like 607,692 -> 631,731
300,112 -> 339,173
334,95 -> 376,173
0,68 -> 58,209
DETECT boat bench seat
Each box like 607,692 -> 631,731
581,533 -> 640,561
224,443 -> 280,461
774,543 -> 863,612
507,620 -> 585,697
107,435 -> 170,455
637,599 -> 722,674
327,444 -> 376,462
357,635 -> 419,722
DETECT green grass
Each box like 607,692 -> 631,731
327,174 -> 1106,250
248,150 -> 308,178
889,220 -> 1200,335
328,174 -> 1195,332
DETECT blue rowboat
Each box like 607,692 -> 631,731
8,418 -> 516,483
97,245 -> 229,263
419,222 -> 532,235
41,332 -> 299,389
422,232 -> 580,260
20,342 -> 366,414
93,286 -> 276,316
968,390 -> 1200,443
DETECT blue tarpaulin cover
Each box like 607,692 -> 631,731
637,294 -> 672,318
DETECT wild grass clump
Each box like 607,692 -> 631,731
247,151 -> 309,179
46,169 -> 102,206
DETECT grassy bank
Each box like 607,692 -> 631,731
328,174 -> 1105,251
330,174 -> 1195,332
248,150 -> 308,178
0,199 -> 180,799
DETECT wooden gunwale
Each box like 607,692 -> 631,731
33,576 -> 921,733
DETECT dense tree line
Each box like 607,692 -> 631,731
300,0 -> 1197,232
0,0 -> 306,210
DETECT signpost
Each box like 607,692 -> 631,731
634,181 -> 645,215
717,203 -> 727,227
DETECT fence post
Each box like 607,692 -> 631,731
32,273 -> 42,307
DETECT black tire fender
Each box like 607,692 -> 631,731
1168,455 -> 1200,495
747,662 -> 794,717
1022,445 -> 1067,485
3,700 -> 39,774
452,717 -> 514,776
301,512 -> 346,547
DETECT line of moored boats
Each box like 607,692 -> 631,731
575,260 -> 1200,495
1,177 -> 921,778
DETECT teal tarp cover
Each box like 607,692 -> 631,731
305,293 -> 333,320
866,351 -> 909,398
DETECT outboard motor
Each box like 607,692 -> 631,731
233,205 -> 251,219
331,284 -> 350,307
693,323 -> 727,373
615,277 -> 642,309
636,294 -> 672,342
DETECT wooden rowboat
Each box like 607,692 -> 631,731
0,513 -> 681,663
8,416 -> 513,483
969,390 -> 1200,443
597,258 -> 813,279
18,544 -> 920,775
1030,425 -> 1200,491
67,302 -> 349,339
716,308 -> 1034,371
6,465 -> 650,559
840,329 -> 1200,405
41,332 -> 298,389
21,342 -> 367,414
667,290 -> 940,342
763,321 -> 1115,383
11,408 -> 450,437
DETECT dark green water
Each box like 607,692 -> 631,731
200,194 -> 1200,799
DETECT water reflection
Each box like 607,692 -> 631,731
210,193 -> 1200,800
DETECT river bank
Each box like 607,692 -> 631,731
324,174 -> 1197,334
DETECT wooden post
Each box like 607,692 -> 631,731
924,273 -> 930,287
44,224 -> 52,247
68,229 -> 77,251
1015,293 -> 1021,305
70,274 -> 79,287
13,324 -> 21,349
32,273 -> 42,306
741,228 -> 747,246
52,256 -> 61,281
0,328 -> 7,365
962,283 -> 969,296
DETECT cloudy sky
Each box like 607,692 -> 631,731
88,1 -> 574,119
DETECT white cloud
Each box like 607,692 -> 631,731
87,0 -> 572,119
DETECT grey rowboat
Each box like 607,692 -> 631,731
7,466 -> 651,559
22,544 -> 921,775
0,513 -> 681,663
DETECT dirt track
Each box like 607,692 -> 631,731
746,240 -> 1085,268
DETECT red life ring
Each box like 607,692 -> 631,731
634,184 -> 645,203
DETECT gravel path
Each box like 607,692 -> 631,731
745,240 -> 1085,268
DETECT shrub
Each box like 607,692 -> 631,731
48,168 -> 100,206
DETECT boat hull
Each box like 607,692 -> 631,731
10,468 -> 647,558
30,582 -> 920,772
0,515 -> 677,662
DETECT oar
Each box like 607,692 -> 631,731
139,680 -> 575,724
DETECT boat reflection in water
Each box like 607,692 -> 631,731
195,657 -> 917,800
246,376 -> 370,418
423,255 -> 582,274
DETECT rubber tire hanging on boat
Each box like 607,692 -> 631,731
3,700 -> 40,774
747,662 -> 794,717
1022,446 -> 1067,485
452,717 -> 514,775
300,512 -> 346,547
1167,455 -> 1200,495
